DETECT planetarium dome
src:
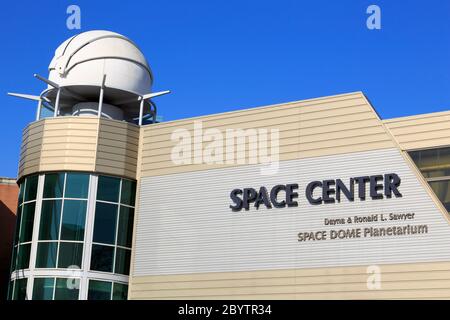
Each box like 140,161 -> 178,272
8,30 -> 170,124
48,30 -> 153,95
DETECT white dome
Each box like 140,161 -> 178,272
48,30 -> 153,96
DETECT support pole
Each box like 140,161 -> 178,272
98,87 -> 104,118
36,99 -> 42,121
54,88 -> 61,117
138,98 -> 144,126
98,74 -> 106,118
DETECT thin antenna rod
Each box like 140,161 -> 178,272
114,90 -> 171,106
141,90 -> 170,100
34,74 -> 59,88
7,93 -> 41,101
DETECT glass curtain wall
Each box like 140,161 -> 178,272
8,175 -> 38,300
90,176 -> 135,277
410,147 -> 450,211
36,172 -> 88,270
8,172 -> 136,300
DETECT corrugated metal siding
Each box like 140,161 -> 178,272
96,118 -> 140,178
18,117 -> 139,180
37,117 -> 99,174
139,92 -> 395,177
384,110 -> 450,151
129,261 -> 450,299
130,148 -> 450,299
19,121 -> 44,177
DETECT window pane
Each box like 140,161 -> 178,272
120,179 -> 136,206
115,248 -> 131,275
19,202 -> 35,243
424,170 -> 450,178
13,278 -> 27,300
39,200 -> 62,240
13,206 -> 22,245
112,283 -> 128,300
117,206 -> 134,248
410,148 -> 450,178
97,176 -> 120,202
35,242 -> 57,268
429,180 -> 450,212
54,278 -> 79,300
24,175 -> 38,202
32,278 -> 55,300
93,202 -> 118,244
7,281 -> 13,300
18,183 -> 24,204
88,280 -> 112,300
39,101 -> 54,119
17,243 -> 31,270
61,200 -> 87,241
43,173 -> 65,199
90,244 -> 114,272
10,245 -> 17,272
65,173 -> 89,199
58,242 -> 83,268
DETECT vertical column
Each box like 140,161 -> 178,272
54,88 -> 61,117
79,175 -> 98,300
26,173 -> 45,300
98,75 -> 107,119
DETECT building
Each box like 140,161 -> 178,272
0,178 -> 18,300
7,30 -> 450,300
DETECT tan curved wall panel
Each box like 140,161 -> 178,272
19,121 -> 45,178
96,118 -> 140,179
384,110 -> 450,151
18,117 -> 139,180
139,92 -> 395,177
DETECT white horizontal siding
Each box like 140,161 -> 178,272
133,148 -> 450,276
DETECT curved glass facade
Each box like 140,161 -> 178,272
36,172 -> 88,269
12,175 -> 38,272
8,175 -> 38,300
8,172 -> 136,300
91,176 -> 135,275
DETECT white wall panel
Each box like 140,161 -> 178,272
133,148 -> 450,276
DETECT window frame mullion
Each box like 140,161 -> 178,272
27,173 -> 45,300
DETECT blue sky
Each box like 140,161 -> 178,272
0,0 -> 449,177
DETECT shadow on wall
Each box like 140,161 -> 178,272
0,201 -> 17,300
